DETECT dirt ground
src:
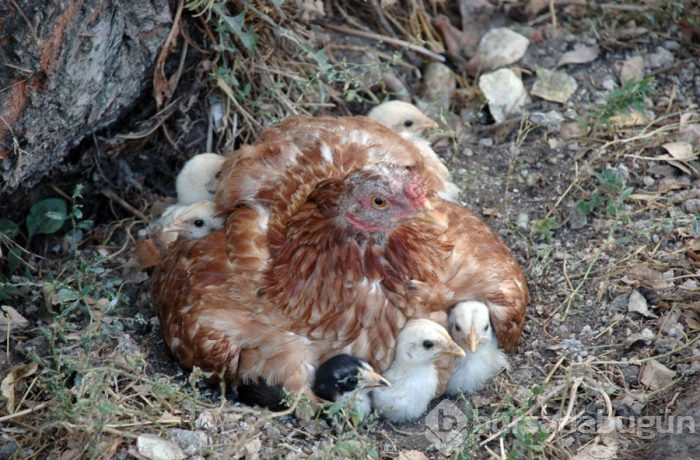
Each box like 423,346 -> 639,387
1,1 -> 699,459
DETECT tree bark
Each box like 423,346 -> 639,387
0,0 -> 172,192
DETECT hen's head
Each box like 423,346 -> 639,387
367,100 -> 438,135
394,318 -> 465,367
448,301 -> 494,353
335,166 -> 447,233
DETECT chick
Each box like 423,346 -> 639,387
151,200 -> 224,247
367,100 -> 439,135
371,318 -> 465,423
445,300 -> 510,396
366,101 -> 460,201
313,354 -> 390,427
236,354 -> 388,424
175,153 -> 225,204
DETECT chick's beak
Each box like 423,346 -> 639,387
468,324 -> 480,352
417,117 -> 438,132
358,369 -> 391,389
439,339 -> 467,358
161,225 -> 187,234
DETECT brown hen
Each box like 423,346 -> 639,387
151,115 -> 528,398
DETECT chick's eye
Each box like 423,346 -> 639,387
454,324 -> 461,332
371,195 -> 388,209
403,120 -> 414,128
484,324 -> 489,332
348,376 -> 358,385
193,219 -> 205,227
422,340 -> 434,349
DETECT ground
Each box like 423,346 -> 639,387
1,1 -> 699,459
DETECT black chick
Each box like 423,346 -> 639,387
237,354 -> 389,424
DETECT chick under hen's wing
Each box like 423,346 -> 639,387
435,200 -> 529,353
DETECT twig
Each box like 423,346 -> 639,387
317,23 -> 446,62
101,188 -> 149,222
545,377 -> 582,442
0,401 -> 51,423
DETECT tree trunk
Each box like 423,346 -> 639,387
0,0 -> 172,193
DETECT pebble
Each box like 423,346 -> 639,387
478,137 -> 494,147
646,46 -> 675,69
683,198 -> 700,214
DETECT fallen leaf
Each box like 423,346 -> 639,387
0,362 -> 39,413
639,359 -> 676,390
628,289 -> 657,318
609,108 -> 651,128
531,67 -> 578,104
0,305 -> 30,339
557,44 -> 600,67
662,141 -> 696,161
624,327 -> 654,349
679,112 -> 700,144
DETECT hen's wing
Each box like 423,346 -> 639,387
435,200 -> 529,352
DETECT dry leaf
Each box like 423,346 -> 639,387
628,289 -> 657,318
557,44 -> 600,67
0,305 -> 30,339
1,362 -> 39,413
679,112 -> 700,144
658,141 -> 699,176
609,108 -> 650,128
639,359 -> 676,390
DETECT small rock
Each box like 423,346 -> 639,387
646,46 -> 675,69
468,27 -> 530,72
461,147 -> 474,157
624,327 -> 654,348
397,450 -> 429,460
170,429 -> 209,456
531,67 -> 578,104
478,137 -> 494,147
137,434 -> 186,460
243,438 -> 262,460
516,212 -> 529,230
683,198 -> 700,214
478,68 -> 530,123
421,62 -> 456,112
194,411 -> 215,431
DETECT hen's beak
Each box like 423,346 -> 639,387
358,369 -> 391,389
439,339 -> 467,358
468,324 -> 480,352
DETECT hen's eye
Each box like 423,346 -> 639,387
422,340 -> 434,349
403,120 -> 414,128
371,196 -> 388,209
193,219 -> 205,227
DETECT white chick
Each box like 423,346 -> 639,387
445,300 -> 510,396
151,200 -> 223,247
175,153 -> 225,204
371,318 -> 465,424
366,100 -> 460,201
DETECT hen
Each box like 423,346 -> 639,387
151,115 -> 528,401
